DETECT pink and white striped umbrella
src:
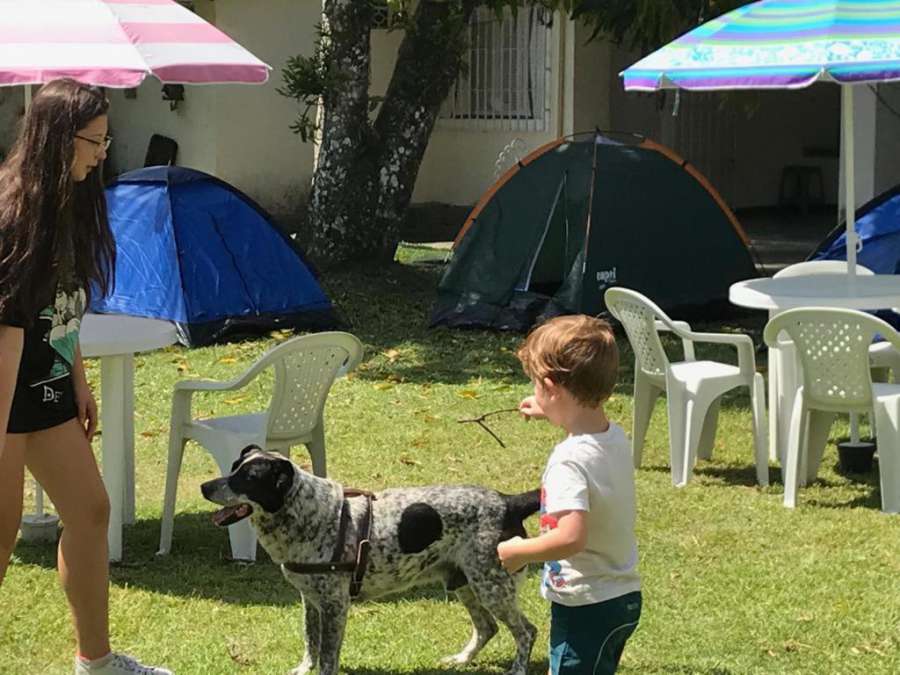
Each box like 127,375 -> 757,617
0,0 -> 270,88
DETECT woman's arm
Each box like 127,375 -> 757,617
72,345 -> 98,441
0,326 -> 24,457
497,510 -> 588,573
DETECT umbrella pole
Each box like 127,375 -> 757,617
841,85 -> 864,445
842,85 -> 858,280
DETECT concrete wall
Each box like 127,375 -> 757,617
370,14 -> 565,207
607,44 -> 842,210
572,21 -> 612,132
106,0 -> 319,226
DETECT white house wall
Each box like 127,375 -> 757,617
107,0 -> 319,225
370,14 -> 564,207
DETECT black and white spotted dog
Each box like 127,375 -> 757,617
201,445 -> 540,675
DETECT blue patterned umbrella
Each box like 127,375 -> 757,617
622,0 -> 900,275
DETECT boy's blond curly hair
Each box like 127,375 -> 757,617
517,314 -> 618,407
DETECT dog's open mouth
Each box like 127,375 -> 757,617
211,504 -> 253,527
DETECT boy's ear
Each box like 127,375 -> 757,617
542,376 -> 560,397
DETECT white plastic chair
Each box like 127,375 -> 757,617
605,288 -> 768,487
770,261 -> 900,460
158,332 -> 364,560
774,261 -> 900,376
763,308 -> 900,513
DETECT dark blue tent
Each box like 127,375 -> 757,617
812,185 -> 900,274
92,166 -> 342,346
811,184 -> 900,329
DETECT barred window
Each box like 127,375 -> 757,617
441,6 -> 553,131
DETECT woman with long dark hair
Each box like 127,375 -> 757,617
0,79 -> 171,675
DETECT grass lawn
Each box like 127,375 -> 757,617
2,244 -> 899,674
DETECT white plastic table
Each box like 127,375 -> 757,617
730,274 -> 900,463
80,313 -> 178,562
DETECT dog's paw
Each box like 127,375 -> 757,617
288,661 -> 314,675
440,652 -> 474,666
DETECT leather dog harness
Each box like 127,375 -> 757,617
282,488 -> 376,598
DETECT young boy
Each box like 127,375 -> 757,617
497,314 -> 641,675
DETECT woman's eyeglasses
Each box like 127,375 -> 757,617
75,135 -> 113,151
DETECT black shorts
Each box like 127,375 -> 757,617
7,372 -> 78,434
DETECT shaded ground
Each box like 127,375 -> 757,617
403,203 -> 839,277
737,205 -> 837,275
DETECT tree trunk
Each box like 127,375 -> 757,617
307,0 -> 478,267
367,1 -> 478,260
306,0 -> 378,264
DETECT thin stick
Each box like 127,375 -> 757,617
458,407 -> 519,448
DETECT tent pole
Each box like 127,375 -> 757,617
582,133 -> 600,288
842,84 -> 857,280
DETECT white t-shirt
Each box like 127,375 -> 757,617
539,423 -> 641,606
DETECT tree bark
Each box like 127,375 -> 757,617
306,0 -> 378,263
367,0 -> 479,261
307,0 -> 478,267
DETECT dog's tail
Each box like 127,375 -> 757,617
500,489 -> 540,541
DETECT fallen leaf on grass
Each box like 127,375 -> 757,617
223,396 -> 247,405
374,382 -> 394,391
783,640 -> 812,653
218,357 -> 237,364
399,455 -> 419,466
458,389 -> 479,399
226,639 -> 254,667
139,430 -> 160,438
384,348 -> 401,363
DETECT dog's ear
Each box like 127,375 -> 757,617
231,444 -> 261,472
274,459 -> 294,492
240,444 -> 260,459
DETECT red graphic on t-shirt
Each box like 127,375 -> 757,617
540,484 -> 567,589
539,486 -> 558,532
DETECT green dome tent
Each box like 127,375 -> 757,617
431,131 -> 760,331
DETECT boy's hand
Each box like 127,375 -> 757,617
497,537 -> 529,573
518,396 -> 545,421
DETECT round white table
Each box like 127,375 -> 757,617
730,275 -> 900,311
80,313 -> 178,562
730,274 -> 900,465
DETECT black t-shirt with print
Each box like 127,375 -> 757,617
1,282 -> 86,433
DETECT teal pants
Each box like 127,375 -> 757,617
549,591 -> 642,675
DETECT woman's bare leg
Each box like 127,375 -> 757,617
0,433 -> 25,585
26,418 -> 111,660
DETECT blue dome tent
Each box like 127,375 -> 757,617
811,184 -> 900,329
812,185 -> 900,274
92,166 -> 343,346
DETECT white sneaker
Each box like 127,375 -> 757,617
74,652 -> 172,675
